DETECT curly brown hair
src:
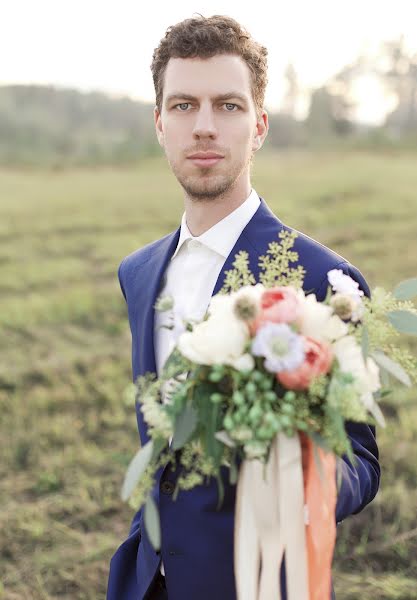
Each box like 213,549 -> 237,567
150,14 -> 268,122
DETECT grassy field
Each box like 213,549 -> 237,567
1,150 -> 417,599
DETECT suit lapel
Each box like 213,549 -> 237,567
137,228 -> 181,378
211,197 -> 284,295
139,197 -> 283,374
135,197 -> 284,443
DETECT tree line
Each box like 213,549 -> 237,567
1,37 -> 416,166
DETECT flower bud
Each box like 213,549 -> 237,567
233,295 -> 260,322
330,293 -> 356,320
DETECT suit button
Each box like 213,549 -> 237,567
161,480 -> 175,495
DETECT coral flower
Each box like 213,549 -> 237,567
250,286 -> 302,334
277,336 -> 334,390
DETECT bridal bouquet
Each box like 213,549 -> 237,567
121,231 -> 417,600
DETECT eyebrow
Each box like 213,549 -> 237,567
165,92 -> 249,106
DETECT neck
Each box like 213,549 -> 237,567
183,180 -> 252,237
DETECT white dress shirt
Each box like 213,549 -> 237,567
154,187 -> 260,576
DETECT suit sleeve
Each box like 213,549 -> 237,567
118,257 -> 127,302
128,507 -> 143,537
316,261 -> 381,523
117,256 -> 143,535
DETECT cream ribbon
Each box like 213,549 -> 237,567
234,432 -> 309,600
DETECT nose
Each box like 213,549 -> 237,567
192,103 -> 218,139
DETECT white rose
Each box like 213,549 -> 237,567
229,353 -> 255,371
332,335 -> 366,379
321,314 -> 349,342
177,304 -> 249,366
297,293 -> 334,340
207,293 -> 234,317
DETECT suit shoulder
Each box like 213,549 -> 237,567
254,201 -> 349,268
280,223 -> 370,299
284,223 -> 347,263
118,229 -> 177,274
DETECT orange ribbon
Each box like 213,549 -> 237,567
300,432 -> 337,600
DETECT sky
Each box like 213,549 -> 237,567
2,0 -> 417,124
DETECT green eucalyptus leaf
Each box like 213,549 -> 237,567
393,278 -> 417,300
387,310 -> 417,336
172,479 -> 181,501
171,403 -> 198,450
371,350 -> 412,387
204,401 -> 223,468
195,382 -> 213,426
121,440 -> 154,501
380,368 -> 390,387
151,437 -> 168,461
368,397 -> 386,428
162,347 -> 190,379
144,494 -> 161,551
216,472 -> 225,510
229,460 -> 238,485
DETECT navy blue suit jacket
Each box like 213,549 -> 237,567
107,197 -> 380,600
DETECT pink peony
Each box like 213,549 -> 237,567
250,286 -> 302,334
277,336 -> 334,390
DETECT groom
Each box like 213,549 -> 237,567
106,14 -> 380,600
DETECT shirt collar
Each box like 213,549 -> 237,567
171,187 -> 261,261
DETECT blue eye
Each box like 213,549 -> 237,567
173,103 -> 239,111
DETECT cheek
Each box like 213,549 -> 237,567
234,127 -> 255,150
161,121 -> 183,143
161,134 -> 182,160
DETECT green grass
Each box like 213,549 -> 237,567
1,150 -> 417,599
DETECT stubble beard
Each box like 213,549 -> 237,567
167,152 -> 254,203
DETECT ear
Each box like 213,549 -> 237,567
252,109 -> 269,152
252,135 -> 261,153
154,106 -> 164,147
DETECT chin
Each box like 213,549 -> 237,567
180,175 -> 233,200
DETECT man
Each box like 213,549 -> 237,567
107,14 -> 380,600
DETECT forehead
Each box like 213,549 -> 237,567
163,54 -> 252,98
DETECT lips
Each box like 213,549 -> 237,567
188,151 -> 224,159
189,157 -> 223,167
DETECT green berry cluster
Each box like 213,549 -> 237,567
221,368 -> 295,451
205,364 -> 326,460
